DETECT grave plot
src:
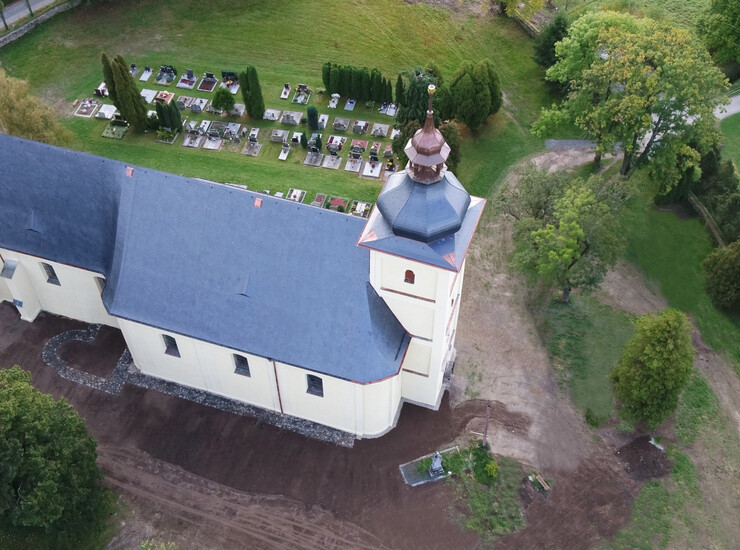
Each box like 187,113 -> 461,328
278,142 -> 290,161
176,95 -> 195,110
385,103 -> 397,117
291,83 -> 311,104
270,129 -> 289,143
318,113 -> 329,130
198,120 -> 212,135
280,83 -> 291,100
385,157 -> 397,172
286,188 -> 306,202
147,110 -> 157,118
220,71 -> 240,94
229,103 -> 246,117
281,111 -> 302,125
197,72 -> 219,92
202,134 -> 222,151
371,123 -> 390,138
311,193 -> 328,207
322,153 -> 342,169
138,66 -> 153,82
220,123 -> 244,153
332,117 -> 350,132
291,131 -> 303,146
209,121 -> 228,136
154,91 -> 175,105
241,128 -> 262,157
176,69 -> 198,89
383,143 -> 394,158
350,139 -> 368,152
74,99 -> 100,118
350,200 -> 372,218
328,93 -> 340,108
304,150 -> 324,167
361,160 -> 382,178
155,65 -> 177,86
345,158 -> 363,173
181,131 -> 205,149
140,89 -> 157,104
274,191 -> 285,198
344,98 -> 356,111
96,104 -> 118,120
129,63 -> 139,77
326,196 -> 349,212
93,82 -> 109,98
190,98 -> 208,114
263,108 -> 282,121
389,128 -> 401,140
102,118 -> 129,140
326,135 -> 346,153
156,125 -> 181,145
352,120 -> 369,134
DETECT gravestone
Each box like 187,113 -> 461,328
429,452 -> 444,477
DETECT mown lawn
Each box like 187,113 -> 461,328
1,0 -> 551,202
719,113 -> 740,167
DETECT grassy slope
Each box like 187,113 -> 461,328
719,113 -> 740,167
0,0 -> 548,202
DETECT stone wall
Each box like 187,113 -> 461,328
0,0 -> 81,49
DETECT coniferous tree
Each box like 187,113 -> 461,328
300,131 -> 308,148
340,66 -> 352,97
439,121 -> 462,171
351,67 -> 363,100
111,55 -> 147,131
477,59 -> 502,115
370,69 -> 382,102
238,69 -> 250,109
386,79 -> 393,104
155,101 -> 166,129
168,101 -> 182,131
322,61 -> 333,90
533,12 -> 569,68
395,74 -> 405,105
361,68 -> 371,101
307,105 -> 319,132
245,66 -> 265,119
329,66 -> 340,95
100,52 -> 118,107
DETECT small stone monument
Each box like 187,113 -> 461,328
428,451 -> 444,477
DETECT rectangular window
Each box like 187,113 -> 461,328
233,354 -> 250,376
95,276 -> 107,294
307,374 -> 324,397
41,262 -> 60,285
162,334 -> 180,357
0,260 -> 17,280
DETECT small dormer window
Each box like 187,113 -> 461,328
404,270 -> 415,284
162,334 -> 180,357
41,263 -> 60,285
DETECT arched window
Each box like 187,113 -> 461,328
404,270 -> 415,284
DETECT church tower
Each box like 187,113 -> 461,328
358,86 -> 485,410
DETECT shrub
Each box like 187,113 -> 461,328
703,239 -> 740,312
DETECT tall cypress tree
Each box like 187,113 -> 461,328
168,102 -> 182,131
361,68 -> 371,101
351,67 -> 363,100
239,69 -> 250,111
385,78 -> 393,104
321,61 -> 333,90
112,57 -> 147,131
101,52 -> 118,108
329,66 -> 340,95
395,74 -> 405,105
246,66 -> 265,119
340,66 -> 351,97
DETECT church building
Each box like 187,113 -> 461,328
0,89 -> 484,438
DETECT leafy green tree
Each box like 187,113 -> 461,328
111,55 -> 147,131
533,12 -> 569,69
392,120 -> 420,166
1,2 -> 9,31
0,69 -> 71,146
0,366 -> 110,548
499,165 -> 629,302
610,309 -> 695,428
306,105 -> 319,132
703,239 -> 740,312
395,74 -> 405,105
212,86 -> 235,113
698,0 -> 740,65
439,121 -> 462,171
534,14 -> 728,182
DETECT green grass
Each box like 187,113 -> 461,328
674,370 -> 720,445
544,295 -> 635,426
622,174 -> 740,375
1,0 -> 551,202
720,113 -> 740,168
550,0 -> 710,30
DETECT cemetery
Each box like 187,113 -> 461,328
138,66 -> 153,82
140,88 -> 157,104
280,83 -> 291,99
332,117 -> 350,132
74,98 -> 100,118
326,135 -> 346,152
154,91 -> 175,104
286,188 -> 306,202
229,103 -> 246,117
129,64 -> 139,77
328,93 -> 340,108
352,120 -> 369,134
101,116 -> 128,139
318,113 -> 329,129
311,193 -> 327,207
350,200 -> 372,218
176,95 -> 195,110
270,129 -> 289,142
371,123 -> 390,138
263,108 -> 281,121
322,153 -> 342,169
155,65 -> 177,86
190,97 -> 208,113
292,83 -> 311,104
96,104 -> 118,120
281,110 -> 302,125
220,71 -> 240,94
241,127 -> 262,157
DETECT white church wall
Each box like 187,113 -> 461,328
376,254 -> 439,300
0,258 -> 41,321
0,249 -> 117,326
0,276 -> 11,303
380,294 -> 435,339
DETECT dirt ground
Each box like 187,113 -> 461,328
1,147 -> 738,549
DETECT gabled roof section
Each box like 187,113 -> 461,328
358,195 -> 485,271
0,134 -> 121,274
104,165 -> 409,383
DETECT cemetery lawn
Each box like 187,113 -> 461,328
0,0 -> 550,203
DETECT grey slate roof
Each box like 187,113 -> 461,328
376,171 -> 471,243
0,134 -> 409,383
0,135 -> 121,274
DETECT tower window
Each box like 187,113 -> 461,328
307,374 -> 324,397
162,334 -> 180,357
95,276 -> 107,294
233,354 -> 251,376
41,262 -> 60,285
404,270 -> 415,284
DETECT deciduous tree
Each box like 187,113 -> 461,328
610,309 -> 695,428
0,69 -> 71,146
0,366 -> 110,548
703,239 -> 740,312
212,86 -> 235,113
698,0 -> 740,65
534,14 -> 728,184
499,165 -> 629,301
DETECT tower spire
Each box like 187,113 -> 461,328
404,85 -> 451,185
